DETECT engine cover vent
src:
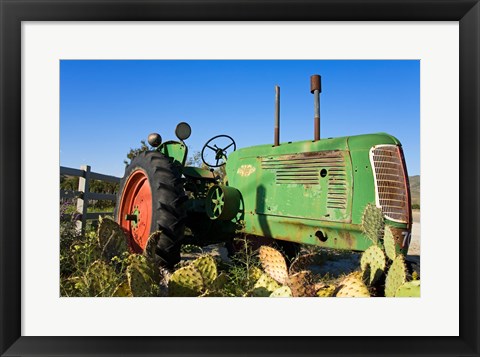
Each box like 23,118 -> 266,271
327,166 -> 347,209
257,150 -> 351,222
261,151 -> 345,185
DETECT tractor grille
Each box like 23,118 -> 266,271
261,151 -> 345,185
370,145 -> 410,223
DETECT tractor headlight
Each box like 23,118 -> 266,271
147,133 -> 162,147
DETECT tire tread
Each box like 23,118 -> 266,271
115,151 -> 187,267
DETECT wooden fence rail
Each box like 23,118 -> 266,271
60,165 -> 121,233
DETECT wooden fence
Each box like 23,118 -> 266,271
60,165 -> 121,233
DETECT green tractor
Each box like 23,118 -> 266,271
115,75 -> 412,267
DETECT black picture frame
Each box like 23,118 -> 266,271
1,1 -> 479,356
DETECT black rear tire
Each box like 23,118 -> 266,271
115,151 -> 187,268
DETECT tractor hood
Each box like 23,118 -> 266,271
228,133 -> 401,161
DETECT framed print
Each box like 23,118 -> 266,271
1,0 -> 479,356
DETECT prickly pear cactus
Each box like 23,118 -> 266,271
212,272 -> 228,291
361,203 -> 384,245
127,266 -> 151,297
287,271 -> 313,297
200,290 -> 223,297
97,217 -> 128,261
86,260 -> 117,296
383,226 -> 397,261
143,231 -> 162,263
167,255 -> 223,297
129,254 -> 160,280
360,245 -> 386,284
251,273 -> 281,297
112,281 -> 133,297
258,246 -> 288,285
316,284 -> 336,297
126,254 -> 160,297
395,280 -> 420,297
335,272 -> 370,297
248,266 -> 263,283
192,255 -> 217,288
385,255 -> 407,297
168,265 -> 204,297
270,286 -> 292,297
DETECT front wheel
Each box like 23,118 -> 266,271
115,151 -> 187,267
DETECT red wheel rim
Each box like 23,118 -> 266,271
118,170 -> 153,253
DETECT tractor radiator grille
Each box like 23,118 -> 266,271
370,145 -> 410,223
261,151 -> 345,186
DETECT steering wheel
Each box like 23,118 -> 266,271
201,135 -> 237,167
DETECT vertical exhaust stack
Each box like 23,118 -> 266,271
310,75 -> 321,141
274,85 -> 280,146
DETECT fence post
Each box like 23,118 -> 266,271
76,165 -> 91,234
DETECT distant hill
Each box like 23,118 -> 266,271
409,175 -> 420,207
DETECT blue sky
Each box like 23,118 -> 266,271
60,60 -> 420,177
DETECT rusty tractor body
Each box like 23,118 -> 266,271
115,75 -> 412,267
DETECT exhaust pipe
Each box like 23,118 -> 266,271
310,75 -> 321,141
274,85 -> 280,146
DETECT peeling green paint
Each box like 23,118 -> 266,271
224,133 -> 410,252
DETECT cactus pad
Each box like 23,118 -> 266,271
252,273 -> 281,297
86,260 -> 117,296
128,254 -> 160,281
383,226 -> 397,261
361,203 -> 384,245
192,255 -> 217,288
127,265 -> 153,297
97,217 -> 128,261
335,272 -> 370,297
112,281 -> 133,297
270,286 -> 293,297
168,265 -> 204,297
248,266 -> 263,283
316,284 -> 336,297
258,246 -> 288,285
200,290 -> 223,297
287,271 -> 313,297
395,280 -> 420,297
143,231 -> 162,263
385,255 -> 407,297
212,272 -> 228,291
360,245 -> 386,284
126,254 -> 160,296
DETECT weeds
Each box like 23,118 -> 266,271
60,201 -> 124,297
220,235 -> 261,296
59,203 -> 419,297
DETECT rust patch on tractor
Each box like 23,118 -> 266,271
237,164 -> 256,177
337,229 -> 355,250
263,150 -> 343,161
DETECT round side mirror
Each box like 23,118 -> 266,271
175,122 -> 192,141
